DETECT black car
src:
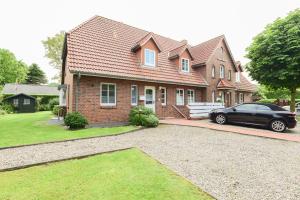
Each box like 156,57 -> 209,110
209,103 -> 297,132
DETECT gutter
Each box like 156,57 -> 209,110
75,72 -> 81,112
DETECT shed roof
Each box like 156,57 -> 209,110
2,84 -> 59,96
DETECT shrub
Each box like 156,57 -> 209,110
38,104 -> 50,111
0,109 -> 7,115
49,98 -> 59,110
257,99 -> 276,104
0,103 -> 15,113
64,112 -> 88,129
129,106 -> 158,127
52,105 -> 60,115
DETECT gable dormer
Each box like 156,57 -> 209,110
131,32 -> 162,68
168,42 -> 193,73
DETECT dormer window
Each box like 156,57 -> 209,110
144,49 -> 156,67
181,58 -> 189,72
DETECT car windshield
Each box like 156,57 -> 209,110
235,104 -> 257,111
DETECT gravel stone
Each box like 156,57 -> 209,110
1,125 -> 300,200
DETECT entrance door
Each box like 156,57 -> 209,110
144,86 -> 155,112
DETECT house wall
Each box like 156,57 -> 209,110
63,61 -> 74,112
71,76 -> 205,124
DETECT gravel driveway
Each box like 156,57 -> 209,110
1,125 -> 300,200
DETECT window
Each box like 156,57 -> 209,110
212,91 -> 215,103
235,104 -> 257,111
59,89 -> 66,106
220,65 -> 225,79
220,47 -> 224,60
256,105 -> 272,111
131,85 -> 138,106
23,98 -> 30,105
236,71 -> 241,82
176,89 -> 184,105
101,83 -> 116,106
181,58 -> 189,72
160,87 -> 167,106
144,49 -> 155,67
228,70 -> 231,80
187,89 -> 195,104
239,93 -> 244,103
211,65 -> 215,78
13,99 -> 19,106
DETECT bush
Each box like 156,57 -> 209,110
38,104 -> 50,111
49,98 -> 59,110
64,112 -> 88,129
129,106 -> 158,127
257,99 -> 276,104
0,103 -> 15,113
0,109 -> 7,115
52,105 -> 60,115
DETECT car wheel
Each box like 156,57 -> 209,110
270,120 -> 286,132
215,114 -> 226,125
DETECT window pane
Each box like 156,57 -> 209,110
131,86 -> 137,105
176,89 -> 184,105
108,85 -> 115,104
235,104 -> 256,111
256,105 -> 271,111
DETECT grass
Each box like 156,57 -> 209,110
0,148 -> 213,200
297,115 -> 300,121
0,112 -> 137,148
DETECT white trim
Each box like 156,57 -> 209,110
228,70 -> 231,81
235,71 -> 241,82
100,82 -> 117,106
13,98 -> 19,106
211,65 -> 215,78
181,58 -> 190,72
131,85 -> 138,106
220,65 -> 225,79
144,86 -> 156,113
160,87 -> 167,106
239,93 -> 244,103
23,98 -> 30,105
187,89 -> 195,104
176,88 -> 184,106
144,49 -> 156,67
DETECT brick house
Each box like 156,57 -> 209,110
60,16 -> 256,124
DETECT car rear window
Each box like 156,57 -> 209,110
268,104 -> 287,111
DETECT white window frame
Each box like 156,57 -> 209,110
144,48 -> 156,67
160,87 -> 167,106
220,65 -> 225,79
212,65 -> 215,78
176,89 -> 184,106
13,99 -> 19,106
228,70 -> 231,81
131,85 -> 138,106
100,83 -> 117,106
212,91 -> 215,103
236,71 -> 241,82
187,89 -> 195,104
23,98 -> 30,105
181,58 -> 189,72
239,93 -> 244,103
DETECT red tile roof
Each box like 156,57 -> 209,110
236,73 -> 257,92
217,79 -> 236,89
65,16 -> 208,87
168,43 -> 193,60
131,32 -> 162,52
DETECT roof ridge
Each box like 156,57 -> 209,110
68,15 -> 100,34
192,34 -> 224,48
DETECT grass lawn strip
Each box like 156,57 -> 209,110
0,148 -> 213,200
0,112 -> 137,148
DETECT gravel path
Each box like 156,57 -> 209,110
1,125 -> 300,200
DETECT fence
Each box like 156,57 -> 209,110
187,102 -> 224,119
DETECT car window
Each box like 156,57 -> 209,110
235,104 -> 257,111
255,105 -> 272,111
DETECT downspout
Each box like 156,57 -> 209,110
75,72 -> 81,112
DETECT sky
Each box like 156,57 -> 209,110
1,0 -> 299,82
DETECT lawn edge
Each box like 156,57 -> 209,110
0,127 -> 143,150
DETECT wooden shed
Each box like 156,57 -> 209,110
4,93 -> 36,113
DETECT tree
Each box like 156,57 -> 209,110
258,85 -> 291,99
0,49 -> 28,85
42,31 -> 65,81
246,9 -> 300,112
25,63 -> 47,84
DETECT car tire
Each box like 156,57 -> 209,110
215,114 -> 226,125
270,119 -> 286,132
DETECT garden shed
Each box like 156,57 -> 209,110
4,93 -> 36,113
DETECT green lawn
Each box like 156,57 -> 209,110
0,148 -> 213,200
0,112 -> 137,148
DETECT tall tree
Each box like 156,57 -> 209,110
0,49 -> 28,85
25,63 -> 47,84
246,9 -> 300,112
42,31 -> 65,81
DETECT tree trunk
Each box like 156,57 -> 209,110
290,87 -> 296,112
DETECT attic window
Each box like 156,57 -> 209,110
181,59 -> 189,72
144,49 -> 155,67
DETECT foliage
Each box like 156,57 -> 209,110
52,105 -> 59,115
0,112 -> 137,147
257,99 -> 276,104
64,112 -> 88,129
42,31 -> 65,80
25,63 -> 47,84
0,103 -> 15,113
49,98 -> 59,110
258,85 -> 291,99
246,9 -> 300,111
0,110 -> 7,115
129,106 -> 159,127
0,149 -> 212,200
0,49 -> 28,85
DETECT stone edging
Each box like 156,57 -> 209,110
0,127 -> 143,151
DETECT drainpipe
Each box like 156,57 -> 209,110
75,72 -> 81,112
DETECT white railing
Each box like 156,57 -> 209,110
187,102 -> 224,119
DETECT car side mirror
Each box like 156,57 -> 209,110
232,108 -> 236,112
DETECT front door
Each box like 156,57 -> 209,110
144,86 -> 155,113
